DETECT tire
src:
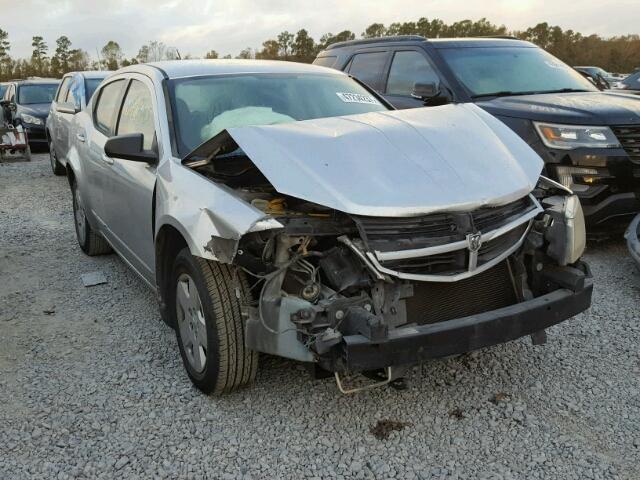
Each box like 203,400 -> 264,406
23,145 -> 31,162
49,141 -> 65,175
170,248 -> 258,394
71,179 -> 112,256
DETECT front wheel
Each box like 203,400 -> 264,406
170,249 -> 258,394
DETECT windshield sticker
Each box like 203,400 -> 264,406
336,92 -> 381,105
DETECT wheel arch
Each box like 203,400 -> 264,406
155,221 -> 190,328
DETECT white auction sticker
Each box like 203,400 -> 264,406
336,92 -> 381,105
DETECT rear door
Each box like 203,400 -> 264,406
382,49 -> 445,109
101,75 -> 158,281
55,76 -> 75,159
345,50 -> 391,93
84,78 -> 127,228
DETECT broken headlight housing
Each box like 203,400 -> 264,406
534,122 -> 620,150
543,194 -> 586,266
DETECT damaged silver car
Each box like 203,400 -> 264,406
65,60 -> 593,394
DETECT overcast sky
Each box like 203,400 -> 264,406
3,0 -> 639,59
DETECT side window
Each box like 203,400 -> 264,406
94,80 -> 125,136
116,80 -> 156,150
66,79 -> 82,110
56,77 -> 72,102
347,51 -> 388,91
312,56 -> 337,68
386,51 -> 440,96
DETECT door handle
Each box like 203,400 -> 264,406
76,133 -> 85,142
101,154 -> 114,165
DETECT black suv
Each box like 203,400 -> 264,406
314,36 -> 640,231
1,79 -> 59,149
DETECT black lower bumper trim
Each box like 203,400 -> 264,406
341,280 -> 593,372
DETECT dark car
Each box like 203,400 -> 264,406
1,79 -> 60,149
314,36 -> 640,232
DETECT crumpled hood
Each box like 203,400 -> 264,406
478,91 -> 640,125
190,104 -> 544,217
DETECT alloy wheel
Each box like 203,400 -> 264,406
176,273 -> 208,373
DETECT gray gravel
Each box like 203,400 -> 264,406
1,155 -> 639,480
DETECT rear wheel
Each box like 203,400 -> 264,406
71,180 -> 112,256
49,141 -> 65,175
170,249 -> 258,394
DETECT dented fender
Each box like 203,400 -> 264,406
154,159 -> 283,262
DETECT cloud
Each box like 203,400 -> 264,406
2,0 -> 638,59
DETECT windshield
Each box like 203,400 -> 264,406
622,71 -> 640,88
85,78 -> 105,102
438,46 -> 596,97
170,73 -> 388,156
17,84 -> 59,105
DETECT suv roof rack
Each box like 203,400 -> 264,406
478,35 -> 520,40
325,35 -> 427,51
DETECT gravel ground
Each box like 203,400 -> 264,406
1,155 -> 639,480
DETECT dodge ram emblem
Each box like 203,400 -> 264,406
467,232 -> 483,252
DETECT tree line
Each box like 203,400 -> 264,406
1,17 -> 639,81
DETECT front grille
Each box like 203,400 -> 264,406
611,125 -> 640,163
354,196 -> 534,253
380,251 -> 466,276
405,261 -> 518,324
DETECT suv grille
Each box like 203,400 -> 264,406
611,125 -> 640,163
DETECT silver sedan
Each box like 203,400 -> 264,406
65,60 -> 591,395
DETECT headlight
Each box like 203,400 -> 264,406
544,195 -> 586,266
554,165 -> 611,192
534,122 -> 620,150
22,114 -> 43,126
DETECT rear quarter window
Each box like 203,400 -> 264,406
313,56 -> 337,68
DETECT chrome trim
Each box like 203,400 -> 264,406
366,219 -> 534,283
374,195 -> 542,262
338,235 -> 386,281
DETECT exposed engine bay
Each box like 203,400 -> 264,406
185,141 -> 590,385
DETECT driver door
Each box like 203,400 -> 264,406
100,75 -> 158,284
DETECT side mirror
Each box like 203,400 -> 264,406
411,82 -> 439,99
56,102 -> 79,114
104,133 -> 157,164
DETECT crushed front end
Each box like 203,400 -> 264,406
231,178 -> 592,377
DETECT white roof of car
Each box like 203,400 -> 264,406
121,59 -> 345,80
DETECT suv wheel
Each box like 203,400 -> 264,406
49,141 -> 65,175
71,180 -> 112,255
170,248 -> 258,394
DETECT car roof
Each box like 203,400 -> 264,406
64,70 -> 110,79
15,78 -> 60,85
118,59 -> 347,80
321,36 -> 535,54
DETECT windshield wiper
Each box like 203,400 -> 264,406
532,88 -> 591,94
471,90 -> 539,99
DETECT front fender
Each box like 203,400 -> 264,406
155,160 -> 282,262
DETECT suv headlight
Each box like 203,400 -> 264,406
544,195 -> 586,266
22,114 -> 43,126
534,122 -> 620,150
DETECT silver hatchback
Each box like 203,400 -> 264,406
66,60 -> 591,395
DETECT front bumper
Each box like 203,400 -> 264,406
625,214 -> 640,267
337,278 -> 593,372
23,124 -> 47,146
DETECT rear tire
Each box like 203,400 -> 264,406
71,180 -> 112,256
170,249 -> 258,394
49,141 -> 65,175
